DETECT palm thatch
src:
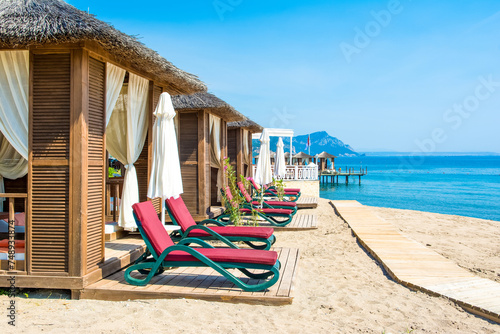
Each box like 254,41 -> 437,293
0,0 -> 206,94
316,151 -> 336,159
172,92 -> 245,122
228,118 -> 263,133
293,152 -> 314,159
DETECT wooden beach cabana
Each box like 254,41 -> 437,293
293,152 -> 314,165
316,151 -> 336,171
171,93 -> 245,220
0,0 -> 206,292
227,118 -> 263,179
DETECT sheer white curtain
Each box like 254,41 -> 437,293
0,133 -> 28,202
0,51 -> 29,202
243,129 -> 249,163
105,63 -> 126,126
106,73 -> 149,230
209,115 -> 223,202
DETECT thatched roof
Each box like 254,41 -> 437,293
316,151 -> 337,159
255,151 -> 275,159
0,0 -> 206,94
172,92 -> 245,122
228,118 -> 263,133
293,152 -> 314,159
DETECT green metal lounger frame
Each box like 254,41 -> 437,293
124,211 -> 281,292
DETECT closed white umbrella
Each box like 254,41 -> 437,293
274,137 -> 287,179
254,128 -> 273,186
147,92 -> 183,224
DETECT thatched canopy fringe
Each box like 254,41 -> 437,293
172,92 -> 245,122
293,152 -> 314,159
228,118 -> 263,133
0,0 -> 206,94
316,151 -> 337,159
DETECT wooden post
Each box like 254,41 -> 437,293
8,198 -> 15,271
198,110 -> 206,217
69,48 -> 89,277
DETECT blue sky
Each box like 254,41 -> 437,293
68,0 -> 500,153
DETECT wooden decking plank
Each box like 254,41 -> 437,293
332,200 -> 500,324
264,248 -> 291,297
277,248 -> 299,297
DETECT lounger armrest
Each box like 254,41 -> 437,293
184,225 -> 239,249
177,237 -> 214,248
198,219 -> 226,226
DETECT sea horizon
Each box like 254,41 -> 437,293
319,155 -> 500,222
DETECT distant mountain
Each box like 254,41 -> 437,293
253,131 -> 359,157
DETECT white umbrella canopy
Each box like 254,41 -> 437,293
147,92 -> 183,223
274,137 -> 287,179
254,128 -> 273,186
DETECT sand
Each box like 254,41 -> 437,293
1,198 -> 499,333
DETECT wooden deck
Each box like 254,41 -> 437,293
94,236 -> 147,283
239,214 -> 318,231
80,247 -> 299,305
296,196 -> 318,209
332,200 -> 500,324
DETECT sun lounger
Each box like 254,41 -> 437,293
220,187 -> 294,227
237,181 -> 297,215
248,177 -> 301,201
124,201 -> 280,291
165,196 -> 276,250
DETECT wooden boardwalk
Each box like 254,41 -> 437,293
331,200 -> 500,324
296,196 -> 318,209
80,247 -> 299,305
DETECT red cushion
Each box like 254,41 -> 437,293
132,201 -> 174,256
165,248 -> 278,266
165,196 -> 197,231
187,226 -> 274,239
237,182 -> 253,203
253,200 -> 296,208
240,208 -> 292,215
0,239 -> 25,248
267,189 -> 299,195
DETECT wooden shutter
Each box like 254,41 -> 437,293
86,57 -> 105,272
30,54 -> 71,273
227,129 -> 237,168
179,112 -> 199,214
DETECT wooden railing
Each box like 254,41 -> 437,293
106,178 -> 123,223
252,165 -> 319,181
0,193 -> 27,272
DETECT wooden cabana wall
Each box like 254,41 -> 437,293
0,41 -> 204,292
172,93 -> 246,219
227,119 -> 263,179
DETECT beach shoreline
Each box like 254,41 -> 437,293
1,198 -> 499,333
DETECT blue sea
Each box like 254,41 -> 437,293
320,155 -> 500,222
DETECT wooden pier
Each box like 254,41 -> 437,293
319,167 -> 367,184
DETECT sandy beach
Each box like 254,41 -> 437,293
1,198 -> 499,333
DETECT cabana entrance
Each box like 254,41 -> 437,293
0,43 -> 204,292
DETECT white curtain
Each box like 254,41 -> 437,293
0,51 -> 29,202
209,115 -> 223,202
105,63 -> 126,126
0,133 -> 28,202
243,129 -> 249,164
106,73 -> 149,230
